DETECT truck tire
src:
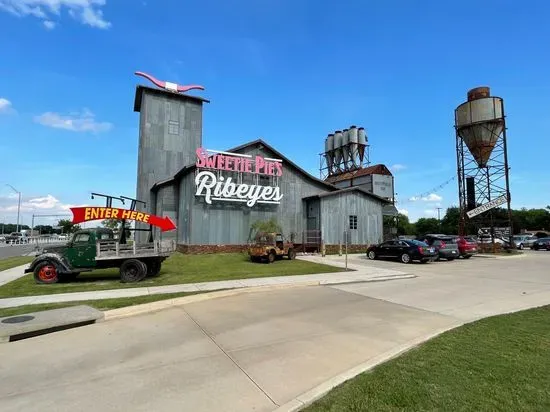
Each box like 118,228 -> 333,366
146,260 -> 162,277
120,259 -> 147,283
267,251 -> 276,264
34,261 -> 59,284
287,248 -> 296,260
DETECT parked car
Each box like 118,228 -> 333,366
531,237 -> 550,251
4,232 -> 29,244
455,236 -> 478,259
367,239 -> 437,264
418,235 -> 460,261
512,235 -> 537,250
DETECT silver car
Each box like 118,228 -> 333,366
513,235 -> 537,250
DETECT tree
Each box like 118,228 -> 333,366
34,225 -> 54,235
384,213 -> 415,236
102,219 -> 120,230
251,218 -> 281,233
440,207 -> 460,234
58,219 -> 81,234
415,218 -> 441,235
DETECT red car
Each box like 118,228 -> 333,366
456,236 -> 478,258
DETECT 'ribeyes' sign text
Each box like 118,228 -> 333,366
195,148 -> 284,207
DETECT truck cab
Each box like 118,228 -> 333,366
66,228 -> 115,268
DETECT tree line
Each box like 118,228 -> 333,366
386,206 -> 550,237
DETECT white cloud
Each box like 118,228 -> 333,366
390,164 -> 407,172
0,194 -> 73,214
398,208 -> 409,216
43,19 -> 55,29
0,97 -> 15,114
0,0 -> 111,29
34,109 -> 113,133
409,193 -> 443,202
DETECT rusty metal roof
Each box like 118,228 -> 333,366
324,164 -> 393,183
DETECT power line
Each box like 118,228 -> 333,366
396,175 -> 456,205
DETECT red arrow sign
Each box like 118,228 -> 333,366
70,207 -> 176,232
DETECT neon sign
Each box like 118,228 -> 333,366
194,148 -> 284,207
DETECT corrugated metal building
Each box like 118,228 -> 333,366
134,84 -> 391,252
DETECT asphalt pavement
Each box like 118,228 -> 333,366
0,242 -> 65,259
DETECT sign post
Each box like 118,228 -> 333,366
466,195 -> 508,219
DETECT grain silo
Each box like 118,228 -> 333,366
455,86 -> 512,246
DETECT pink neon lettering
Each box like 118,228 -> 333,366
195,148 -> 207,167
255,156 -> 265,174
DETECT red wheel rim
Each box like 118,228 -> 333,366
38,265 -> 57,281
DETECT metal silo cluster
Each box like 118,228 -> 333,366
324,125 -> 368,175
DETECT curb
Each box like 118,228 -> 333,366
272,323 -> 464,412
103,274 -> 415,321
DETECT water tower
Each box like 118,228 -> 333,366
454,86 -> 512,242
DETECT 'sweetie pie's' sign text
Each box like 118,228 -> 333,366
194,148 -> 284,207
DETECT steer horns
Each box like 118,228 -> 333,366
135,71 -> 205,94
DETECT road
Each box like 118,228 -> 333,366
0,251 -> 549,411
0,242 -> 65,259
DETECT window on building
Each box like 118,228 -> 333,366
349,215 -> 358,230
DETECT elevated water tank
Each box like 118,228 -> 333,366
455,86 -> 504,168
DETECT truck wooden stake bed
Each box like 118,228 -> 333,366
25,228 -> 176,284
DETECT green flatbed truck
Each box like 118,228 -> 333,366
25,228 -> 176,284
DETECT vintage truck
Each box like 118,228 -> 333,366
25,228 -> 176,284
248,232 -> 296,263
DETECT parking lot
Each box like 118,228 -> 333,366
301,249 -> 550,321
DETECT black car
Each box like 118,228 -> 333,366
367,239 -> 437,264
418,235 -> 460,261
532,237 -> 550,251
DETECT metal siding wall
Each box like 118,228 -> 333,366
320,192 -> 383,245
181,145 -> 331,245
135,90 -> 203,242
154,185 -> 177,242
371,174 -> 394,199
177,173 -> 194,244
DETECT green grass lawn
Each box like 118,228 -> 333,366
305,305 -> 550,411
0,291 -> 204,318
0,252 -> 343,298
0,256 -> 33,271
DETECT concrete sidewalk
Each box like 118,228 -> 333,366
0,264 -> 31,287
0,258 -> 414,309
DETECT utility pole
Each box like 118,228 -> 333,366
6,184 -> 21,233
436,207 -> 442,222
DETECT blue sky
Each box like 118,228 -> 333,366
1,0 -> 549,227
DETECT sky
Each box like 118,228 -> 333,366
1,0 -> 549,228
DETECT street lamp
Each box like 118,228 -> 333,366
6,184 -> 21,233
